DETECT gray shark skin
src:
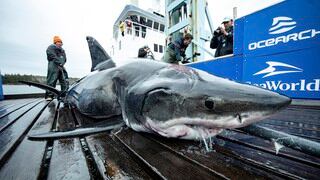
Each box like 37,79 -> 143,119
62,36 -> 291,140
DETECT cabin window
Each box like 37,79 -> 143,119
134,26 -> 140,37
159,45 -> 163,53
153,22 -> 159,30
119,41 -> 121,50
171,9 -> 180,27
140,16 -> 147,38
130,15 -> 139,23
147,19 -> 153,28
140,16 -> 146,26
160,24 -> 165,32
154,44 -> 158,52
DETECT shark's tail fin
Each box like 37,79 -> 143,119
86,36 -> 116,71
19,80 -> 61,96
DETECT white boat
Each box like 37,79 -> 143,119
111,3 -> 166,65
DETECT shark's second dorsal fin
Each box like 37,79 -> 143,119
86,36 -> 116,71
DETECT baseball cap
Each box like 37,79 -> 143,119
222,17 -> 232,23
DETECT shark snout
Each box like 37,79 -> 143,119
266,93 -> 291,111
236,87 -> 292,114
201,83 -> 291,115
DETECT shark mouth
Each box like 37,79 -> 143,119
147,123 -> 224,140
137,112 -> 270,140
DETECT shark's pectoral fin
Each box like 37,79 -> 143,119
19,80 -> 61,96
28,122 -> 125,141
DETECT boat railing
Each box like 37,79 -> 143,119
116,20 -> 165,38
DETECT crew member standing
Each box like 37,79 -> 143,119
119,21 -> 125,37
45,36 -> 68,100
125,18 -> 132,35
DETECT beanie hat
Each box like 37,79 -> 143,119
53,36 -> 62,44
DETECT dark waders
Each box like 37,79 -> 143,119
45,65 -> 69,99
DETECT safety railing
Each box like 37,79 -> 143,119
116,20 -> 165,38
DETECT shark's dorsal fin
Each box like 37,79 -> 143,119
86,36 -> 116,71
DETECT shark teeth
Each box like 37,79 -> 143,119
236,113 -> 242,124
144,118 -> 224,139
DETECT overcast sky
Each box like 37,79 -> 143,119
0,0 -> 282,78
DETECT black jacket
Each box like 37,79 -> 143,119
46,44 -> 66,66
210,26 -> 233,57
138,48 -> 148,58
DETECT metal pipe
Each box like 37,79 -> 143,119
205,3 -> 214,34
239,124 -> 320,157
233,7 -> 237,20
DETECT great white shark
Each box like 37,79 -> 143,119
24,36 -> 291,140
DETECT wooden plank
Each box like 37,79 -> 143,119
0,104 -> 13,110
212,134 -> 320,179
259,122 -> 320,137
272,109 -> 320,124
259,120 -> 320,137
0,100 -> 49,164
289,105 -> 320,110
48,106 -> 91,180
86,133 -> 153,179
257,123 -> 320,141
269,114 -> 320,125
0,98 -> 33,108
115,129 -> 228,179
4,93 -> 45,100
276,107 -> 320,115
261,119 -> 320,131
0,100 -> 43,133
219,130 -> 320,168
72,109 -> 149,179
0,100 -> 58,180
148,134 -> 279,179
0,98 -> 39,118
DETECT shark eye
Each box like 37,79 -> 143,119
205,99 -> 215,110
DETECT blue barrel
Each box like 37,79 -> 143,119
0,72 -> 3,100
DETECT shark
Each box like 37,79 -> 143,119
24,36 -> 291,140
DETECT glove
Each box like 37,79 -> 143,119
181,57 -> 190,64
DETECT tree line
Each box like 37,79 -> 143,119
1,74 -> 79,85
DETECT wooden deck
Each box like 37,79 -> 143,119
0,98 -> 319,179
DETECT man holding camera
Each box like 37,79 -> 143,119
210,17 -> 234,57
138,45 -> 151,58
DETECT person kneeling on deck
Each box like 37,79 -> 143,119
45,36 -> 69,100
210,17 -> 234,57
163,33 -> 193,64
138,45 -> 154,59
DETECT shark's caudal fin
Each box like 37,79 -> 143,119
28,122 -> 125,140
86,36 -> 116,71
19,80 -> 60,96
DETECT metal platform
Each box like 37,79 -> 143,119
0,97 -> 319,179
